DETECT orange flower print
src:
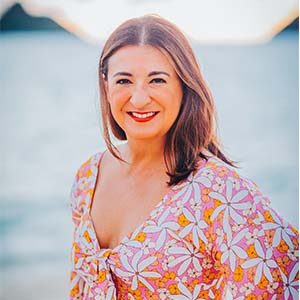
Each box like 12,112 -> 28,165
214,198 -> 223,207
257,291 -> 269,300
276,255 -> 290,275
70,284 -> 80,297
233,266 -> 244,281
264,210 -> 274,222
83,230 -> 91,243
247,244 -> 258,258
217,166 -> 229,177
272,268 -> 282,282
155,276 -> 167,288
199,240 -> 206,253
247,268 -> 256,282
168,283 -> 181,295
97,270 -> 106,283
277,240 -> 289,253
264,230 -> 274,247
134,232 -> 146,242
257,275 -> 269,289
199,290 -> 209,298
145,290 -> 159,300
246,294 -> 256,300
202,188 -> 210,202
204,207 -> 214,224
178,213 -> 190,226
164,272 -> 176,280
203,269 -> 216,283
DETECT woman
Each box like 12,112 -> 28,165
70,14 -> 299,299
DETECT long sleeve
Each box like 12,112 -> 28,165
209,175 -> 299,299
70,169 -> 82,227
69,154 -> 100,300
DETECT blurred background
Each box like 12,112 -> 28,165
0,1 -> 298,299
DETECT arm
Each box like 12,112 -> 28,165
210,176 -> 298,299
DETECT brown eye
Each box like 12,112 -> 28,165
150,78 -> 166,84
116,79 -> 131,84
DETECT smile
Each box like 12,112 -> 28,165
127,111 -> 159,122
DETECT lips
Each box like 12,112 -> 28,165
127,111 -> 159,122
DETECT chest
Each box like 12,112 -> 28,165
90,173 -> 170,250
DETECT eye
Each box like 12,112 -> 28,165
150,78 -> 166,84
116,78 -> 131,84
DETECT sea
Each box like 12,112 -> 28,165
0,30 -> 298,299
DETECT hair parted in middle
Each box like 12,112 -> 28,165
98,14 -> 236,186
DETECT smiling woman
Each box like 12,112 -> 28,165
69,14 -> 299,300
104,45 -> 183,145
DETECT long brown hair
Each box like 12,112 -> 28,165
98,14 -> 236,186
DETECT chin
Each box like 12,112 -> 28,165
125,129 -> 165,141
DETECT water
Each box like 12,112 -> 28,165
1,30 -> 298,299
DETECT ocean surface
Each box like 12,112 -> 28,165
1,30 -> 298,299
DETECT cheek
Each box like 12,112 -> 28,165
108,89 -> 130,108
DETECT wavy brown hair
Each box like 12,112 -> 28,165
98,14 -> 236,186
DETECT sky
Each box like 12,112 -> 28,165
0,0 -> 298,44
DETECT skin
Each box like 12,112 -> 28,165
89,45 -> 184,249
104,44 -> 183,175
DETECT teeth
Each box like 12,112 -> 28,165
131,112 -> 156,119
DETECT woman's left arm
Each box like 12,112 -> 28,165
210,176 -> 299,299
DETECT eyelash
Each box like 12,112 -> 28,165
116,78 -> 166,85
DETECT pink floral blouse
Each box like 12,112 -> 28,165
69,150 -> 299,299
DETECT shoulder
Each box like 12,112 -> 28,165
69,149 -> 106,225
188,154 -> 271,210
70,150 -> 105,210
73,150 -> 104,181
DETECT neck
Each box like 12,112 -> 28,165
118,138 -> 167,175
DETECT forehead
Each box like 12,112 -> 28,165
108,45 -> 176,74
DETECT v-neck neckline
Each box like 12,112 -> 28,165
87,150 -> 178,253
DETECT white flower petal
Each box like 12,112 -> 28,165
163,221 -> 180,230
131,275 -> 138,290
132,250 -> 143,270
120,254 -> 134,272
179,223 -> 193,238
263,264 -> 273,282
178,281 -> 193,297
168,246 -> 189,255
231,245 -> 248,259
254,262 -> 263,285
229,250 -> 236,272
209,190 -> 227,203
138,256 -> 157,271
272,228 -> 282,247
289,263 -> 299,282
226,179 -> 233,200
254,240 -> 265,258
232,228 -> 248,245
231,189 -> 249,203
182,207 -> 196,222
155,230 -> 166,251
139,275 -> 154,292
192,257 -> 202,272
177,258 -> 191,276
221,250 -> 229,264
168,255 -> 188,267
210,204 -> 225,221
242,258 -> 261,269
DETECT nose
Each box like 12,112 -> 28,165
129,84 -> 151,109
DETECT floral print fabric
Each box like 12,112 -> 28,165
70,151 -> 299,299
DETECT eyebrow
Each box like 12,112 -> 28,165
113,71 -> 170,77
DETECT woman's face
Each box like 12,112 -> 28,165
105,45 -> 183,142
